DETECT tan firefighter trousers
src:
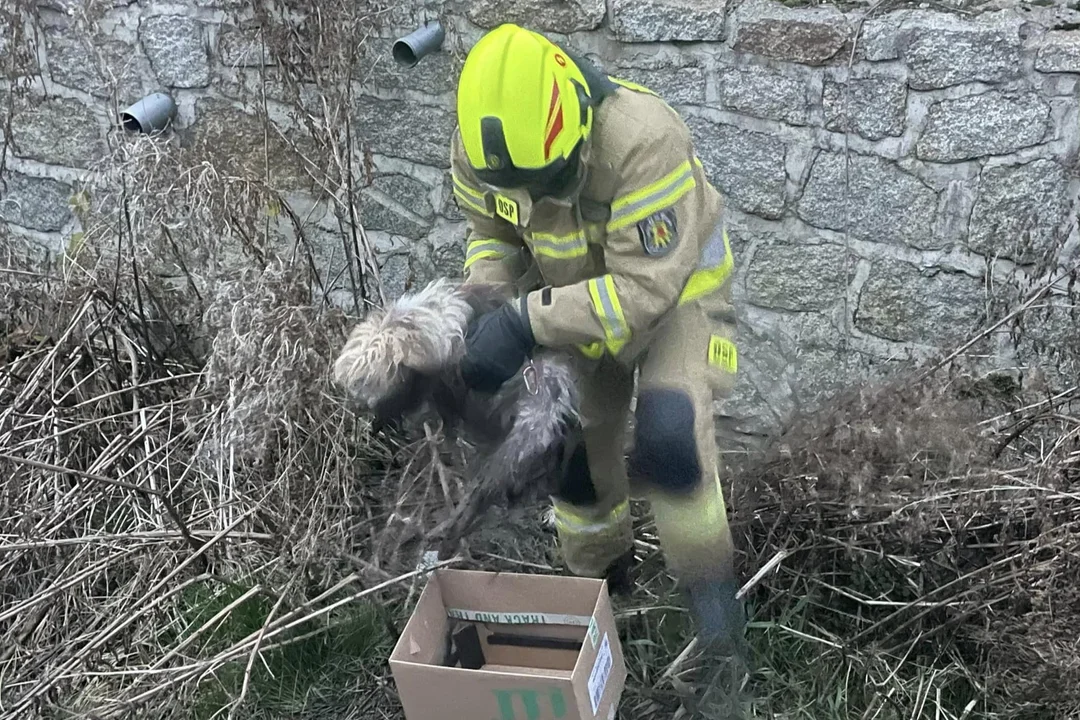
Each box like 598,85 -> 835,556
550,286 -> 739,588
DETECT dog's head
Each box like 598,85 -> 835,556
331,279 -> 516,409
332,278 -> 476,408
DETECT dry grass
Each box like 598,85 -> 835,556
3,217 -> 1078,719
0,3 -> 429,717
0,226 -> 552,720
4,1 -> 1080,718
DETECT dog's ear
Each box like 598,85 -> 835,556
370,366 -> 431,432
456,283 -> 512,317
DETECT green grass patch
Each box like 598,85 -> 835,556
615,580 -> 982,719
174,579 -> 393,720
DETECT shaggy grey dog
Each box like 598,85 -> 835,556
333,278 -> 582,557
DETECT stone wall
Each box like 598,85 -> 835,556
1,0 -> 1078,444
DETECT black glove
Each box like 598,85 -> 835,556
460,297 -> 535,393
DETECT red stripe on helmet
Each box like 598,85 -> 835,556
546,77 -> 560,126
544,109 -> 564,160
544,77 -> 564,160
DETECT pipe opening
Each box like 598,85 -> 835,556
121,113 -> 143,133
119,93 -> 177,135
393,40 -> 418,68
392,22 -> 444,68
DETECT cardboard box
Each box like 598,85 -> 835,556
390,568 -> 627,720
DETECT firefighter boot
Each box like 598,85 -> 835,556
684,575 -> 746,656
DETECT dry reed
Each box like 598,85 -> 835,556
2,1 -> 1079,718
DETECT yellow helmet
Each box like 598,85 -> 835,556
456,24 -> 597,193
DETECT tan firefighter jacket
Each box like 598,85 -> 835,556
450,75 -> 736,365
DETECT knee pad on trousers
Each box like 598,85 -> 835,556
556,436 -> 599,506
629,388 -> 701,494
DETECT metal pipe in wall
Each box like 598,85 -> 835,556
120,93 -> 177,134
392,22 -> 445,68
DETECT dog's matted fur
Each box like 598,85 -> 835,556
333,278 -> 583,558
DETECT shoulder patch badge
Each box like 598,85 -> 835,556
637,209 -> 678,257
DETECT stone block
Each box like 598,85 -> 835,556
140,15 -> 210,89
35,0 -> 82,11
746,241 -> 853,311
797,151 -> 940,249
720,318 -> 794,421
218,69 -> 323,114
856,12 -> 905,61
466,0 -> 605,33
968,159 -> 1071,264
432,239 -> 466,280
355,96 -> 455,168
823,76 -> 907,141
716,376 -> 781,438
731,0 -> 851,66
0,172 -> 73,232
734,325 -> 786,388
374,174 -> 435,219
1035,30 -> 1080,74
686,116 -> 787,219
218,25 -> 270,68
441,177 -> 465,221
762,309 -> 848,358
717,65 -> 810,126
723,217 -> 757,265
358,38 -> 457,96
44,25 -> 154,103
379,253 -> 411,300
360,176 -> 434,240
308,225 -> 355,291
612,65 -> 707,106
794,348 -> 874,408
431,220 -> 465,249
190,99 -> 314,191
610,0 -> 726,42
1034,73 -> 1080,98
1014,296 -> 1080,393
366,3 -> 449,33
407,239 -> 443,292
915,91 -> 1051,162
780,307 -> 848,350
8,95 -> 106,169
903,20 -> 1023,90
856,260 -> 985,344
359,195 -> 429,239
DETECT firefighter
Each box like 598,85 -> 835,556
450,23 -> 745,653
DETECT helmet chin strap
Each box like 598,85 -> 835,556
530,137 -> 591,204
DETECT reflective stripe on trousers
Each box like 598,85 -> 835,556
552,498 -> 633,578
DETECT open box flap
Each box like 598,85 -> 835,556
389,568 -> 450,665
436,568 -> 605,622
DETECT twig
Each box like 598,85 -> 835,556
0,452 -> 160,496
918,261 -> 1078,383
